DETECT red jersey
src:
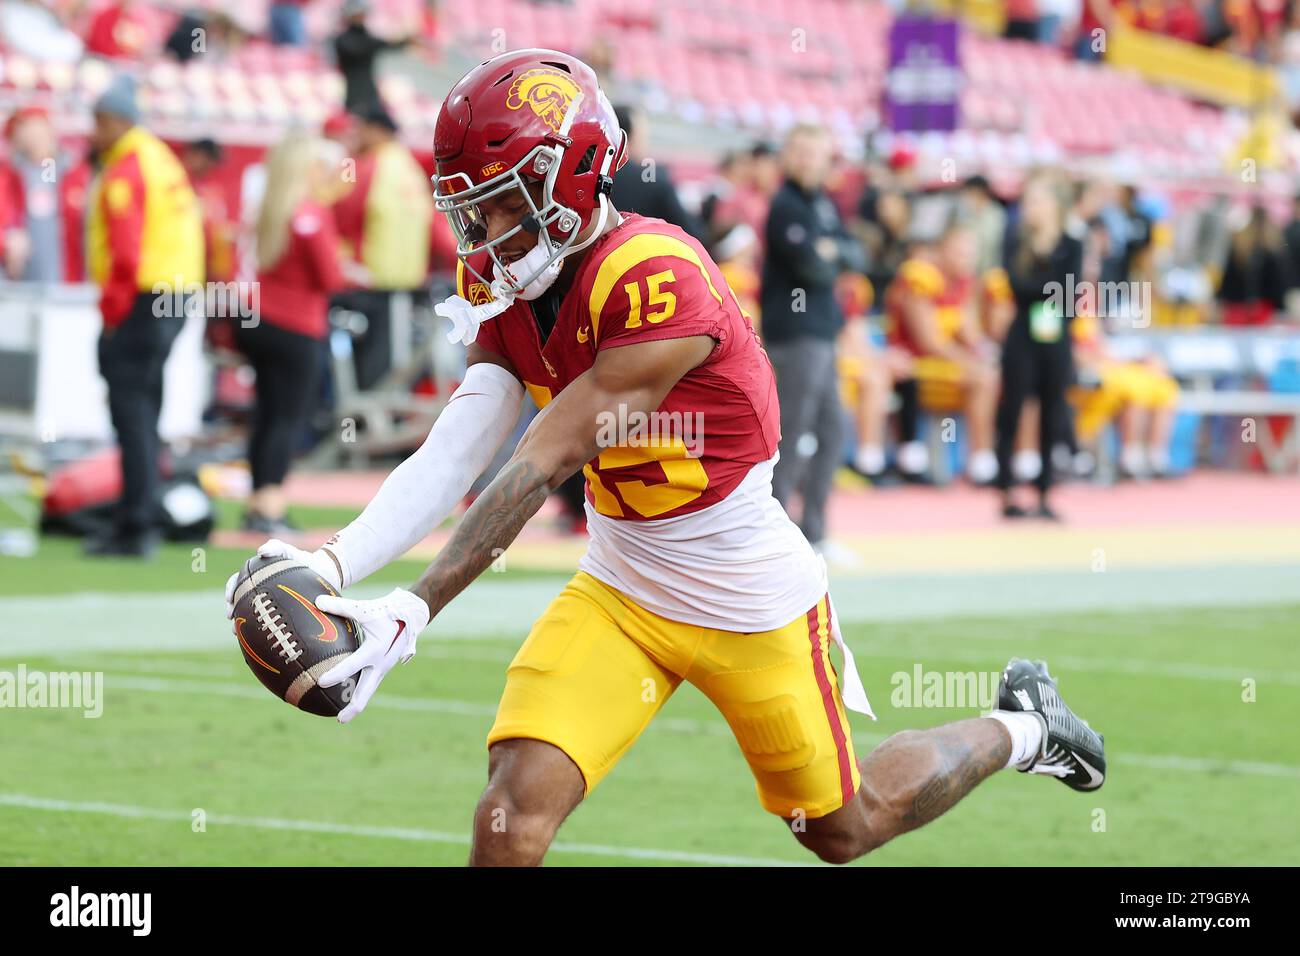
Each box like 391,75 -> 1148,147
460,214 -> 780,522
256,201 -> 346,339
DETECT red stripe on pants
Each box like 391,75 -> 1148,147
807,600 -> 855,807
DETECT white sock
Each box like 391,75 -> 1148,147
1147,445 -> 1169,474
855,444 -> 885,475
1011,449 -> 1041,483
1121,444 -> 1146,475
984,710 -> 1044,769
966,448 -> 997,483
897,440 -> 928,475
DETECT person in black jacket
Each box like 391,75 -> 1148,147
761,123 -> 865,557
996,173 -> 1082,520
610,105 -> 707,241
333,0 -> 415,113
1220,204 -> 1289,325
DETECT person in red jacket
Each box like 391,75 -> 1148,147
237,133 -> 346,533
84,0 -> 152,60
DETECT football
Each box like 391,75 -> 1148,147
230,554 -> 362,716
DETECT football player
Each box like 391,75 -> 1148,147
227,49 -> 1105,865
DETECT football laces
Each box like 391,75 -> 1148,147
252,591 -> 302,663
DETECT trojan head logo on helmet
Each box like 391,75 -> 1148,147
432,49 -> 628,300
505,68 -> 581,132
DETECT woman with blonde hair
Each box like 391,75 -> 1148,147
235,132 -> 346,533
995,172 -> 1082,520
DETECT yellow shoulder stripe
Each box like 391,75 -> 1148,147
588,233 -> 723,343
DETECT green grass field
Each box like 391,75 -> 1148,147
2,533 -> 1297,866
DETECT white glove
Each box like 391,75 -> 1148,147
224,538 -> 342,619
435,293 -> 513,346
315,587 -> 430,724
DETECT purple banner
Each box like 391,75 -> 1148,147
884,15 -> 962,133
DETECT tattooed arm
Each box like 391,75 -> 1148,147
313,333 -> 715,723
409,333 -> 716,620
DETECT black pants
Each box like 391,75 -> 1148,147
996,332 -> 1072,494
895,378 -> 920,444
97,293 -> 186,534
332,289 -> 393,391
235,320 -> 322,489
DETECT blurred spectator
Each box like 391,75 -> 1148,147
858,187 -> 911,317
1071,312 -> 1180,477
60,156 -> 92,282
0,0 -> 84,62
1074,0 -> 1113,60
0,153 -> 26,280
239,134 -> 347,533
836,273 -> 906,481
1037,0 -> 1074,44
995,173 -> 1080,520
269,0 -> 310,46
1115,184 -> 1154,282
333,0 -> 417,113
1282,193 -> 1300,298
611,105 -> 707,241
1219,205 -> 1288,325
959,175 -> 1007,277
85,75 -> 205,557
749,142 -> 782,199
1005,0 -> 1043,42
701,151 -> 750,242
332,103 -> 433,389
762,123 -> 863,561
181,139 -> 238,286
886,223 -> 1001,484
702,143 -> 779,249
714,222 -> 762,324
85,0 -> 152,60
163,9 -> 206,63
163,9 -> 254,62
3,107 -> 68,283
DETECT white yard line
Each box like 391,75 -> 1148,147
0,793 -> 815,867
16,630 -> 1300,689
52,674 -> 1292,782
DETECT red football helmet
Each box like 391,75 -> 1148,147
432,49 -> 628,297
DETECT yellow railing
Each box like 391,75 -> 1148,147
1105,24 -> 1280,110
926,0 -> 1005,35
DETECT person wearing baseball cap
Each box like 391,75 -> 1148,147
85,74 -> 205,557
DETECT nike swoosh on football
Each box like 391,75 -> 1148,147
278,584 -> 338,643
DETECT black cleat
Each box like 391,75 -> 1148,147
996,658 -> 1106,791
